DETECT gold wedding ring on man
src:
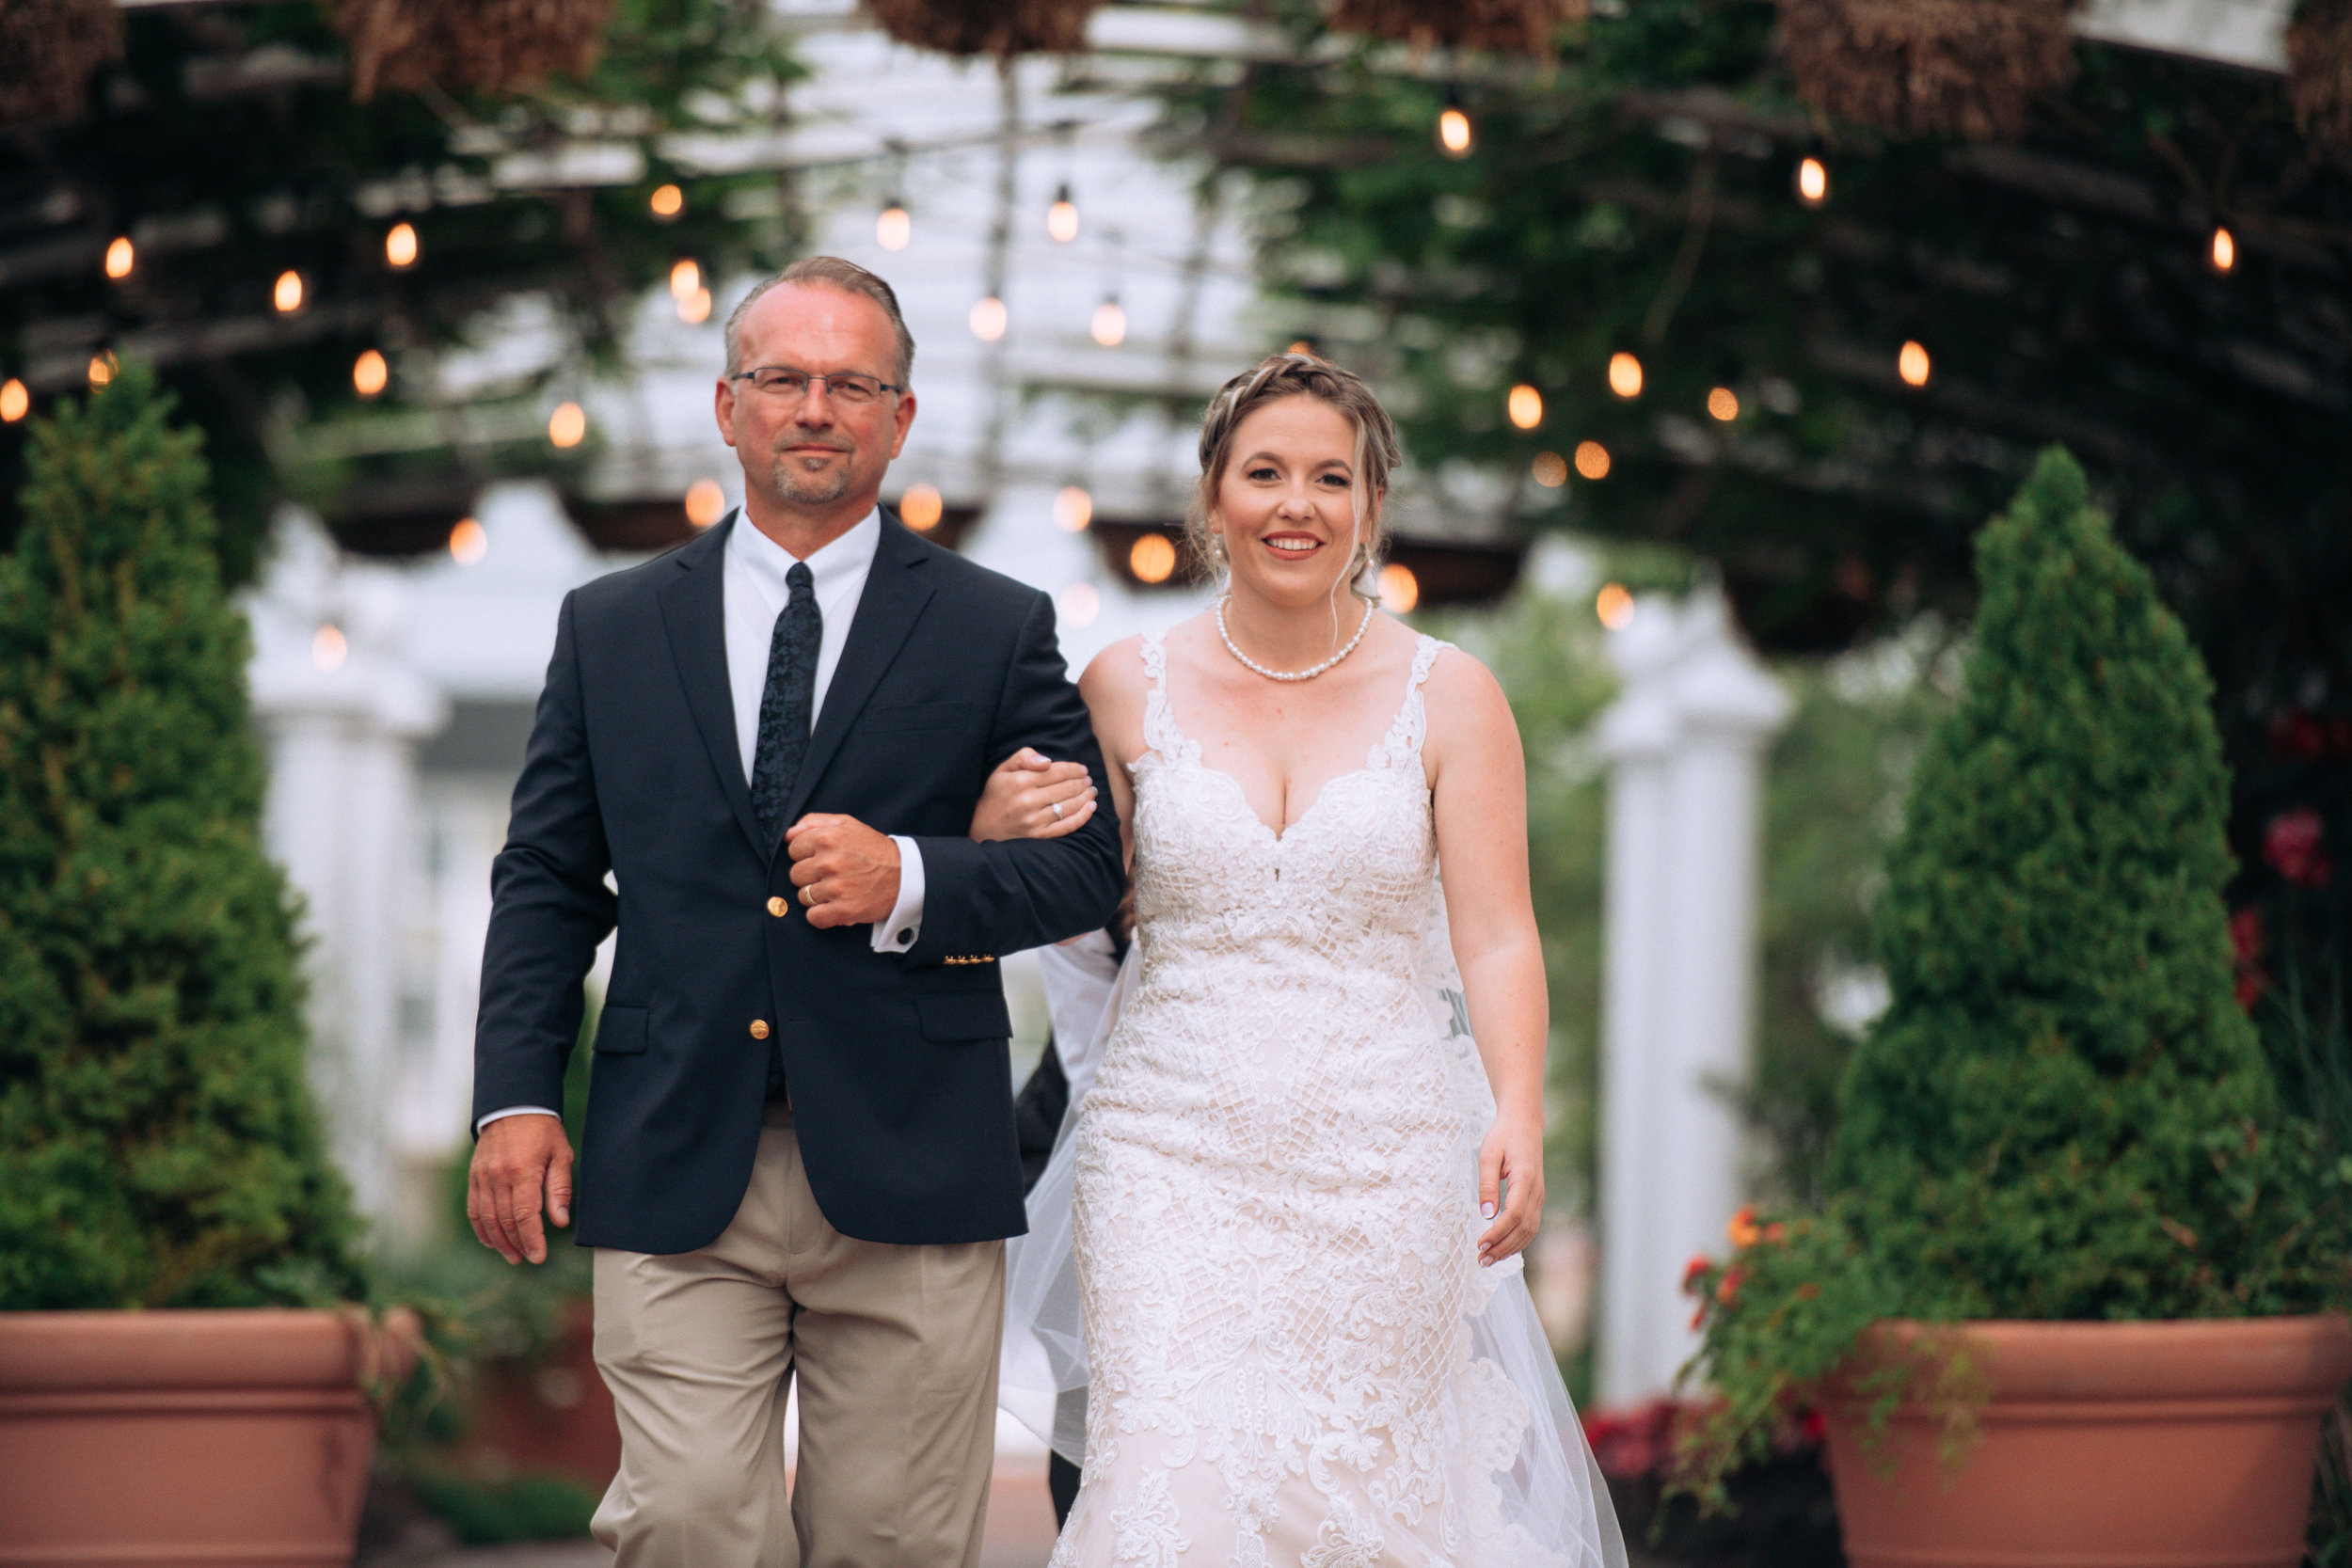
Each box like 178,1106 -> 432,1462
799,884 -> 818,908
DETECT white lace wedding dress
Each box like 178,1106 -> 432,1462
1004,631 -> 1623,1568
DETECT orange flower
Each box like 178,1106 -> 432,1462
1726,1205 -> 1762,1248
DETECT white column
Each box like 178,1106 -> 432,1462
1593,585 -> 1790,1405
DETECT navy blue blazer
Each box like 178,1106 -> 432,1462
469,512 -> 1125,1253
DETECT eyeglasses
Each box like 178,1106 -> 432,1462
729,366 -> 903,405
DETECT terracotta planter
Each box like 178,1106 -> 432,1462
0,1307 -> 418,1568
457,1299 -> 621,1493
1824,1314 -> 2352,1568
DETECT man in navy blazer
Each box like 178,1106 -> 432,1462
467,256 -> 1122,1566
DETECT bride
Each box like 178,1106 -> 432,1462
977,352 -> 1623,1566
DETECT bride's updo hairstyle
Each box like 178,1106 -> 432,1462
1187,351 -> 1403,603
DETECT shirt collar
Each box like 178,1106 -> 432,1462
726,505 -> 882,611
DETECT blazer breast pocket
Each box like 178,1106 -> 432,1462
594,1004 -> 649,1054
916,992 -> 1011,1042
862,700 -> 970,735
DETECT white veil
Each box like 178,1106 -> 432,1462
1000,875 -> 1627,1567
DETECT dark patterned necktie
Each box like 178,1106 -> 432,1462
750,561 -> 819,847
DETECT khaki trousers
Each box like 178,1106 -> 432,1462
590,1109 -> 1006,1568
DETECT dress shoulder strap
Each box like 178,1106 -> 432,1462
1137,631 -> 1195,764
1369,634 -> 1453,772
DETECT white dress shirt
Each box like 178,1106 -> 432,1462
478,507 -> 926,1132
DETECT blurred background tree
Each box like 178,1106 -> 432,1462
0,0 -> 802,585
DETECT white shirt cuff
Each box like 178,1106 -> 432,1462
871,835 -> 924,954
477,1105 -> 561,1134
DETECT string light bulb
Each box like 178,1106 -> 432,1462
1047,183 -> 1079,244
2210,226 -> 2236,273
1053,486 -> 1093,532
0,380 -> 26,422
649,183 -> 684,219
1507,383 -> 1544,430
1707,386 -> 1740,421
1596,583 -> 1635,630
1438,102 -> 1473,158
1608,352 -> 1643,399
273,270 -> 304,314
1090,297 -> 1127,347
353,349 -> 389,396
970,295 -> 1008,342
684,478 -> 726,528
88,351 -> 118,388
1574,440 -> 1611,480
876,201 -> 912,251
679,287 -> 711,324
1898,340 -> 1931,388
1130,532 -> 1177,584
670,259 -> 699,299
1379,562 -> 1420,613
104,236 -> 133,279
1796,156 -> 1829,208
312,624 -> 348,672
899,483 -> 944,531
385,222 -> 419,268
1531,451 -> 1568,487
548,401 -> 587,449
449,518 -> 487,564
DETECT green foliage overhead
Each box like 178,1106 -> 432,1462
1675,449 -> 2352,1506
0,364 -> 363,1309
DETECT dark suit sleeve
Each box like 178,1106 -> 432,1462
907,590 -> 1124,962
469,591 -> 619,1127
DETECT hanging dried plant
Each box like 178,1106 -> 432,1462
864,0 -> 1100,57
1327,0 -> 1588,58
331,0 -> 616,103
2287,0 -> 2352,150
1776,0 -> 2079,141
0,0 -> 122,131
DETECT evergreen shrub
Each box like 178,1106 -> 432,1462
0,365 -> 362,1309
1675,448 -> 2352,1508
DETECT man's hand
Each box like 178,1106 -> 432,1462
469,1114 -> 574,1265
785,813 -> 900,927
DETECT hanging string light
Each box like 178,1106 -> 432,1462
1047,182 -> 1080,244
0,380 -> 26,422
898,483 -> 945,531
273,270 -> 305,314
353,349 -> 389,396
1796,156 -> 1829,208
1707,387 -> 1740,420
1053,486 -> 1092,531
87,351 -> 118,388
311,624 -> 348,672
1898,340 -> 1931,388
449,518 -> 487,564
1595,583 -> 1635,630
1129,532 -> 1177,584
876,199 -> 912,251
1575,440 -> 1611,480
684,478 -> 726,528
1437,93 -> 1473,158
548,401 -> 587,448
386,222 -> 419,268
970,296 -> 1008,341
649,183 -> 684,219
104,235 -> 133,279
1531,451 -> 1568,487
671,259 -> 709,322
1090,295 -> 1126,347
1379,562 -> 1420,613
1608,352 -> 1643,399
2210,226 -> 2236,273
1507,383 -> 1544,430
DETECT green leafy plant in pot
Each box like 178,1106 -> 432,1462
0,365 -> 413,1564
1675,448 -> 2352,1566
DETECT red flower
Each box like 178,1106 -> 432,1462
2265,808 -> 2333,889
1681,1254 -> 1711,1294
1716,1266 -> 1747,1307
2230,907 -> 2267,1011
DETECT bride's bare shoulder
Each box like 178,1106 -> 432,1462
1420,640 -> 1517,752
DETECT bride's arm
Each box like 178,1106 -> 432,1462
1425,648 -> 1549,1267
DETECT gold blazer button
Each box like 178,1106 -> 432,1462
766,895 -> 788,917
749,1020 -> 771,1040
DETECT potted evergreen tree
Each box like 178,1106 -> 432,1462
1677,449 -> 2352,1566
0,368 -> 413,1565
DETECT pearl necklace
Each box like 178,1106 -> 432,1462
1215,595 -> 1375,683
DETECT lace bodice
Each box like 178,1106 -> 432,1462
1036,630 -> 1613,1567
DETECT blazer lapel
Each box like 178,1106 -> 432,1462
785,515 -> 935,825
656,516 -> 768,860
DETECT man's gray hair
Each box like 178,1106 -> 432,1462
723,256 -> 915,386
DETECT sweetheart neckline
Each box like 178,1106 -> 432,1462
1137,749 -> 1421,847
